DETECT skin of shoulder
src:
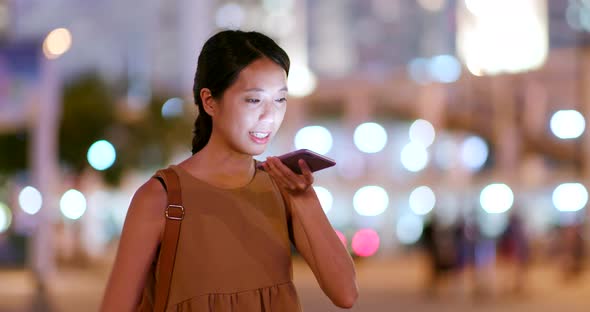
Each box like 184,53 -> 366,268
131,178 -> 168,227
100,177 -> 168,311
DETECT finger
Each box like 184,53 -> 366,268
267,157 -> 297,189
270,157 -> 303,183
298,159 -> 314,184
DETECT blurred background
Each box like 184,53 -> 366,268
2,0 -> 590,311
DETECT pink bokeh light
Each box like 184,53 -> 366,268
351,228 -> 380,257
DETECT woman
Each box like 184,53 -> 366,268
101,30 -> 358,311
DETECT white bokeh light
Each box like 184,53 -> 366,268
409,186 -> 436,215
287,65 -> 317,97
19,186 -> 43,215
550,110 -> 586,139
458,0 -> 548,76
87,140 -> 116,171
553,183 -> 588,212
396,214 -> 424,244
161,97 -> 184,118
60,189 -> 87,220
0,202 -> 12,233
428,54 -> 462,83
43,28 -> 72,59
409,119 -> 436,148
314,186 -> 334,213
294,126 -> 333,155
353,186 -> 389,217
460,136 -> 489,171
400,142 -> 429,172
215,3 -> 245,29
354,122 -> 388,153
480,183 -> 514,214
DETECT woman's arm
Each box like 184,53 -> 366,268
100,179 -> 167,312
264,157 -> 359,308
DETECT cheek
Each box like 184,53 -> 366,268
274,106 -> 287,128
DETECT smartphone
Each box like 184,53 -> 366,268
257,149 -> 336,174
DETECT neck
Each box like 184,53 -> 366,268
183,133 -> 255,182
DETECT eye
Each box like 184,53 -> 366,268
246,98 -> 261,104
275,97 -> 287,103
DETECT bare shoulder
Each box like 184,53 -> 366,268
127,177 -> 168,222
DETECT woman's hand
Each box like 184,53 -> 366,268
263,156 -> 314,195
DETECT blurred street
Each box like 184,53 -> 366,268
1,254 -> 589,312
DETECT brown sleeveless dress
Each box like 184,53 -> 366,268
141,163 -> 303,311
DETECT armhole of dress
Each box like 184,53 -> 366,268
153,175 -> 167,192
151,173 -> 168,272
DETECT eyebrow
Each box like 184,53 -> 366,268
244,87 -> 288,92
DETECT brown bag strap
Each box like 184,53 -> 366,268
153,168 -> 184,312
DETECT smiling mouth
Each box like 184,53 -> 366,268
249,131 -> 270,139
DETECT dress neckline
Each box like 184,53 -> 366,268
170,159 -> 261,191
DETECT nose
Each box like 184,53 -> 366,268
259,100 -> 275,123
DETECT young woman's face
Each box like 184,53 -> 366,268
212,57 -> 288,156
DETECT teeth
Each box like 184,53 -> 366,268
250,132 -> 269,139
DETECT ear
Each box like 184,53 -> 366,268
200,88 -> 217,116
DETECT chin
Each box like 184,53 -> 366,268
250,147 -> 267,156
240,145 -> 266,156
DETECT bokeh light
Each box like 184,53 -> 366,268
352,228 -> 380,257
287,65 -> 317,97
87,140 -> 117,171
396,214 -> 424,244
43,28 -> 72,59
161,97 -> 184,118
553,183 -> 588,212
400,142 -> 429,172
409,119 -> 436,148
409,186 -> 436,215
460,136 -> 488,171
314,186 -> 333,213
458,0 -> 548,75
354,122 -> 388,153
464,0 -> 491,17
60,189 -> 87,220
480,183 -> 514,214
428,54 -> 461,83
294,125 -> 333,155
353,186 -> 389,217
19,186 -> 43,215
0,202 -> 12,233
550,110 -> 586,139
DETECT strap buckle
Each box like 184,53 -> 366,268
165,204 -> 184,220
